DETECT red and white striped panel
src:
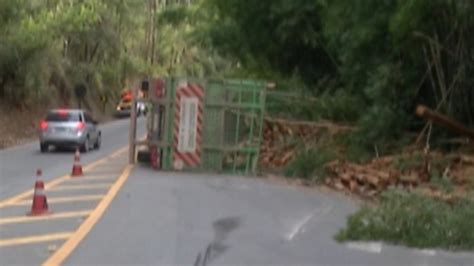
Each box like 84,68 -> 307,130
173,82 -> 204,169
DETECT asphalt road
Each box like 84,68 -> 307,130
0,117 -> 146,201
1,116 -> 474,265
67,169 -> 474,266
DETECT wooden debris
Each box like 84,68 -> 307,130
260,116 -> 474,201
259,118 -> 353,168
324,156 -> 429,198
460,155 -> 474,165
416,105 -> 474,140
323,151 -> 474,199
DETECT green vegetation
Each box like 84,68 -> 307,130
337,190 -> 474,250
3,0 -> 474,153
284,146 -> 334,182
204,0 -> 474,155
2,0 -> 473,157
392,153 -> 425,172
430,172 -> 455,193
0,0 -> 228,109
3,0 -> 474,250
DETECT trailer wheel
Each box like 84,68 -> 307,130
137,150 -> 151,163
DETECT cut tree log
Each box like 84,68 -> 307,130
263,117 -> 356,132
416,105 -> 474,140
280,150 -> 295,165
460,155 -> 474,164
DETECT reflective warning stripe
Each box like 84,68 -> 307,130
173,83 -> 204,168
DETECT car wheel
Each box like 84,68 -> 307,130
81,137 -> 90,153
94,134 -> 101,149
40,143 -> 48,153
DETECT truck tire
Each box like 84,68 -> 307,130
137,150 -> 151,164
40,143 -> 48,153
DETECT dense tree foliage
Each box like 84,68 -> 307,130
0,0 -> 219,108
1,0 -> 473,152
203,0 -> 474,152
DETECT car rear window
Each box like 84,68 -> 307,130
46,112 -> 82,122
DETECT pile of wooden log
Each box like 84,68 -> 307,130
259,118 -> 354,168
325,158 -> 409,197
259,108 -> 474,199
325,153 -> 474,198
447,155 -> 474,185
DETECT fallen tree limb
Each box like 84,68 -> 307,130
416,105 -> 474,140
263,117 -> 356,132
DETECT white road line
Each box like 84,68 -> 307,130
286,214 -> 313,241
345,242 -> 383,253
418,249 -> 437,256
285,207 -> 332,241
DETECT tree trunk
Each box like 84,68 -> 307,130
150,0 -> 157,65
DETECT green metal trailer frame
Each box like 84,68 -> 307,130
133,77 -> 266,175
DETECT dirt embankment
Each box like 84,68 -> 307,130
0,103 -> 48,148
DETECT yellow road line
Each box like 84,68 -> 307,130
0,147 -> 128,209
83,147 -> 128,171
86,170 -> 123,175
11,195 -> 104,206
0,232 -> 73,247
68,175 -> 117,181
44,165 -> 133,266
0,177 -> 69,209
48,184 -> 111,191
0,210 -> 91,226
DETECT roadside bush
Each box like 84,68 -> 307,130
430,170 -> 455,193
266,89 -> 364,122
284,147 -> 335,182
336,190 -> 474,250
313,90 -> 365,122
391,152 -> 424,172
333,133 -> 374,164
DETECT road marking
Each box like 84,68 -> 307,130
48,184 -> 111,191
11,195 -> 103,206
0,232 -> 72,247
43,164 -> 133,266
346,242 -> 383,253
418,249 -> 437,256
68,175 -> 117,181
285,207 -> 332,241
0,177 -> 69,209
0,146 -> 128,208
0,210 -> 91,225
82,147 -> 128,171
286,214 -> 314,241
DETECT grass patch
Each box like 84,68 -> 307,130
284,147 -> 335,182
392,152 -> 424,172
333,133 -> 373,164
430,170 -> 455,193
336,190 -> 474,250
345,142 -> 374,164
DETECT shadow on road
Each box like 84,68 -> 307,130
194,217 -> 241,266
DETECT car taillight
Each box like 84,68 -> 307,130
76,122 -> 86,130
40,120 -> 48,131
58,109 -> 68,115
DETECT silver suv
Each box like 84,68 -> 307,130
39,109 -> 101,153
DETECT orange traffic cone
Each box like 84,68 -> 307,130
28,169 -> 50,216
71,147 -> 83,177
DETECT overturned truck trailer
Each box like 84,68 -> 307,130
130,77 -> 267,175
